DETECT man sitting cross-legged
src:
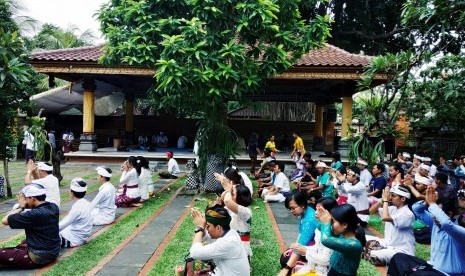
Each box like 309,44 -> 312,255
1,184 -> 60,268
58,177 -> 92,247
176,205 -> 250,276
262,161 -> 291,203
90,166 -> 117,226
365,186 -> 415,266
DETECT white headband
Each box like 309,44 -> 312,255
70,177 -> 87,192
391,186 -> 411,199
316,161 -> 327,168
22,183 -> 47,197
415,174 -> 433,185
413,154 -> 421,160
357,159 -> 368,166
419,163 -> 431,172
96,166 -> 112,178
422,157 -> 431,162
402,152 -> 411,158
37,162 -> 53,171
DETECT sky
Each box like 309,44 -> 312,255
20,0 -> 107,43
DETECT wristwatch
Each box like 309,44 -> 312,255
194,227 -> 204,233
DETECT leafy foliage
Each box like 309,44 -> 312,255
25,23 -> 96,51
98,0 -> 331,172
0,0 -> 36,196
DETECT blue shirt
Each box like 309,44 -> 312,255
297,207 -> 318,246
369,176 -> 387,198
413,201 -> 465,275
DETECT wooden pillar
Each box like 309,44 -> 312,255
395,113 -> 409,147
125,99 -> 134,133
314,105 -> 323,137
82,79 -> 96,134
341,96 -> 353,138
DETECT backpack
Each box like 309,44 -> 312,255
414,226 -> 431,245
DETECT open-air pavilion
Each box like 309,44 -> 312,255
29,44 -> 386,163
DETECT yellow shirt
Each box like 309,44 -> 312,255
265,141 -> 276,151
293,136 -> 305,153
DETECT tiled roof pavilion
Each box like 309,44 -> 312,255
32,43 -> 371,67
30,43 -> 386,103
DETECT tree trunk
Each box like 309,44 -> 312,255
3,159 -> 12,197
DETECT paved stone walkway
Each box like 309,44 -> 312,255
0,177 -> 179,275
94,194 -> 193,276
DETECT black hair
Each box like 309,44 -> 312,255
317,197 -> 338,212
285,192 -> 308,209
303,152 -> 312,161
438,196 -> 459,217
276,161 -> 285,172
332,152 -> 341,162
137,156 -> 150,169
435,172 -> 448,184
268,134 -> 275,140
235,185 -> 252,207
267,160 -> 277,167
395,186 -> 411,201
374,163 -> 385,173
102,167 -> 112,181
249,132 -> 258,142
205,205 -> 231,231
224,167 -> 244,185
127,156 -> 141,175
305,159 -> 315,167
391,163 -> 405,178
348,166 -> 361,181
35,194 -> 46,201
331,204 -> 366,246
71,190 -> 86,199
337,166 -> 347,175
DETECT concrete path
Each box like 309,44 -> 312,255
93,194 -> 193,276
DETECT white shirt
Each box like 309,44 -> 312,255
90,182 -> 116,224
190,229 -> 250,276
238,171 -> 253,194
167,158 -> 180,177
429,164 -> 437,176
360,168 -> 372,187
305,229 -> 331,276
138,167 -> 152,200
59,198 -> 92,246
34,174 -> 60,206
177,136 -> 188,148
227,205 -> 252,256
341,181 -> 370,212
24,131 -> 37,151
120,168 -> 141,199
273,171 -> 290,193
378,205 -> 416,255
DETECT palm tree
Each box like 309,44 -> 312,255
5,0 -> 38,35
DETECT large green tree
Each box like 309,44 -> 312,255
98,0 -> 331,177
26,23 -> 96,51
0,0 -> 36,196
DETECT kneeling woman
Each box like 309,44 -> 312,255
317,204 -> 366,276
116,156 -> 142,207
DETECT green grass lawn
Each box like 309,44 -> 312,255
43,178 -> 186,276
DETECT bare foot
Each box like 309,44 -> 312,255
175,265 -> 185,276
132,203 -> 143,208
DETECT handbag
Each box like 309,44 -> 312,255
184,255 -> 214,276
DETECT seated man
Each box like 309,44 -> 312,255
262,162 -> 290,203
187,205 -> 250,276
59,177 -> 92,247
158,151 -> 180,179
366,186 -> 415,265
25,161 -> 60,206
155,131 -> 168,148
257,160 -> 276,197
388,187 -> 465,275
1,184 -> 60,268
90,167 -> 117,226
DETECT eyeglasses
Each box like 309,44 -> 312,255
288,205 -> 300,211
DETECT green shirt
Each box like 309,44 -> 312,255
317,172 -> 333,198
320,223 -> 363,276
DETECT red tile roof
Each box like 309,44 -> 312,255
31,43 -> 371,67
31,44 -> 104,62
296,44 -> 371,67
